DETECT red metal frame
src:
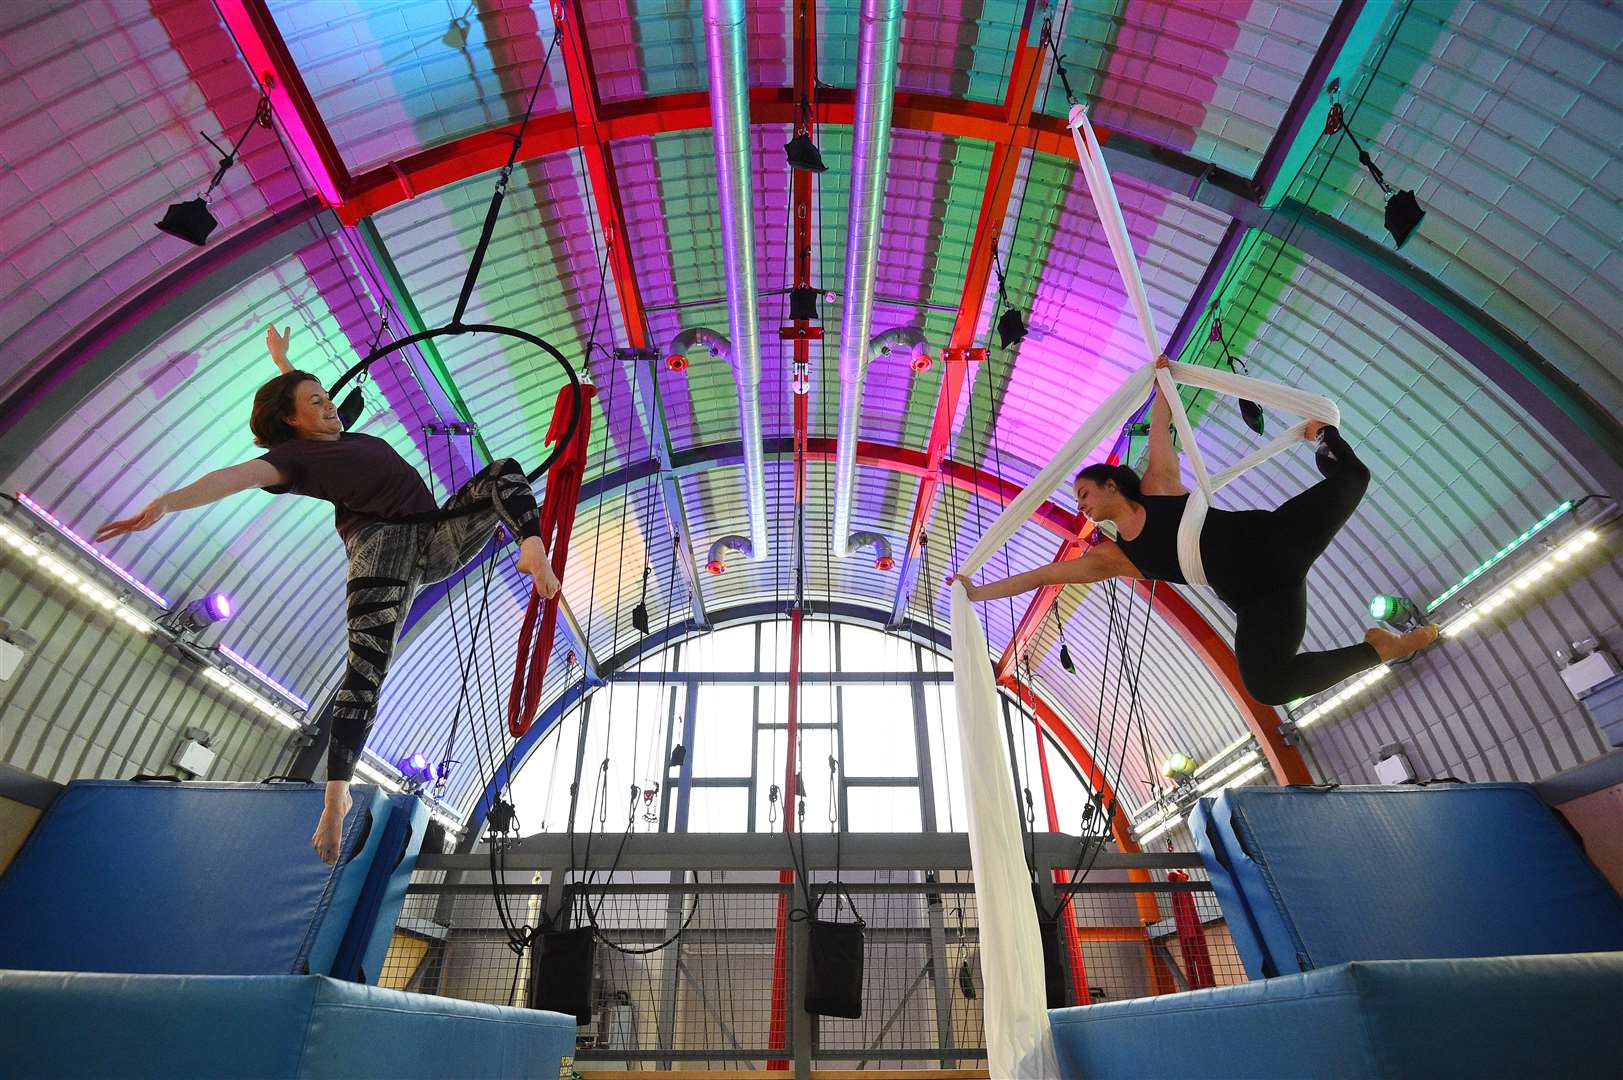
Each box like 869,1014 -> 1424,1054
1135,581 -> 1311,784
991,448 -> 1120,684
338,88 -> 1091,224
895,2 -> 1050,598
218,0 -> 1297,796
215,0 -> 350,207
769,0 -> 820,1062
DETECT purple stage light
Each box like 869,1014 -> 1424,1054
397,753 -> 437,786
216,643 -> 309,710
204,592 -> 233,620
15,492 -> 170,608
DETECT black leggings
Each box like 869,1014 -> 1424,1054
1227,429 -> 1381,705
328,458 -> 542,782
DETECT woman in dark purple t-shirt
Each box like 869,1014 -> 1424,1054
96,326 -> 561,862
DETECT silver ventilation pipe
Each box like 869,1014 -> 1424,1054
702,0 -> 768,564
831,0 -> 905,559
664,326 -> 729,373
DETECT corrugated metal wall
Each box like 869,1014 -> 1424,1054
1302,546 -> 1621,786
0,554 -> 291,785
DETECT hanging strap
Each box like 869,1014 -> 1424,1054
1065,103 -> 1338,587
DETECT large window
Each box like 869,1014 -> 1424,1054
507,619 -> 1092,836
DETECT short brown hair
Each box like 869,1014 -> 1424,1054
250,371 -> 323,448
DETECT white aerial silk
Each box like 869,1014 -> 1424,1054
950,103 -> 1339,1077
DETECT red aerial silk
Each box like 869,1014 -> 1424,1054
508,383 -> 595,736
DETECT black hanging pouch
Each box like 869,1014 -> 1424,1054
1037,910 -> 1069,1009
528,926 -> 596,1024
805,918 -> 865,1019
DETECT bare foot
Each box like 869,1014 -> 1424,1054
312,787 -> 352,865
517,536 -> 560,599
1365,623 -> 1439,663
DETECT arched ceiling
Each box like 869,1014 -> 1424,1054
2,0 -> 1618,822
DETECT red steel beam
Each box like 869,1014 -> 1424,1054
1134,582 -> 1311,784
768,604 -> 805,1069
893,0 -> 1050,621
215,0 -> 350,207
771,1 -> 818,1064
338,88 -> 1097,224
1031,720 -> 1090,1005
991,446 -> 1120,683
1000,674 -> 1162,928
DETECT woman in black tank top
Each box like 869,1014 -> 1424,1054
955,357 -> 1437,705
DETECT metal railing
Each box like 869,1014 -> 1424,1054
381,834 -> 1244,1072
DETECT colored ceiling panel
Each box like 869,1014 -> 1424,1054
268,0 -> 571,173
0,0 -> 298,400
1286,0 -> 1623,419
1178,232 -> 1594,668
1041,0 -> 1334,177
958,162 -> 1230,499
814,0 -> 1026,105
584,0 -> 790,105
2,243 -> 421,707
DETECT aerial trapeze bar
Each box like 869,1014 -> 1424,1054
950,103 -> 1341,1078
508,382 -> 597,737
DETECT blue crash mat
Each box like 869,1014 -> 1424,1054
1193,784 -> 1623,978
1050,952 -> 1623,1079
0,971 -> 577,1079
0,780 -> 391,976
334,792 -> 429,984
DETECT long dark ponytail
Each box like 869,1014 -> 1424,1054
1074,462 -> 1143,503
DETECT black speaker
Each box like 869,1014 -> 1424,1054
805,919 -> 864,1018
1038,911 -> 1069,1009
528,926 -> 595,1024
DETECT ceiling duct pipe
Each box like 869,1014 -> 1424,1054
831,0 -> 905,560
702,0 -> 768,565
705,535 -> 753,575
847,530 -> 895,571
665,326 -> 729,374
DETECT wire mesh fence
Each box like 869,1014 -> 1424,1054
383,860 -> 1246,1069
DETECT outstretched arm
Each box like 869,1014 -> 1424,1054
94,459 -> 284,543
1142,355 -> 1187,496
951,541 -> 1137,602
266,324 -> 294,374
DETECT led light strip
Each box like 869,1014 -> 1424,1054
200,666 -> 304,731
1294,527 -> 1605,731
1193,733 -> 1254,777
0,520 -> 156,635
1437,527 -> 1601,638
1133,753 -> 1265,841
1427,499 -> 1574,611
1129,735 -> 1259,827
15,493 -> 170,608
4,513 -> 466,834
217,644 -> 309,709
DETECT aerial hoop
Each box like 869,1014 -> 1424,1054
325,321 -> 585,524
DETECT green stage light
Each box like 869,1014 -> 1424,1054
1368,593 -> 1417,627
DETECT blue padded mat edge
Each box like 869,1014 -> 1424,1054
0,780 -> 390,976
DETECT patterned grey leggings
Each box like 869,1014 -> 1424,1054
328,458 -> 541,781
